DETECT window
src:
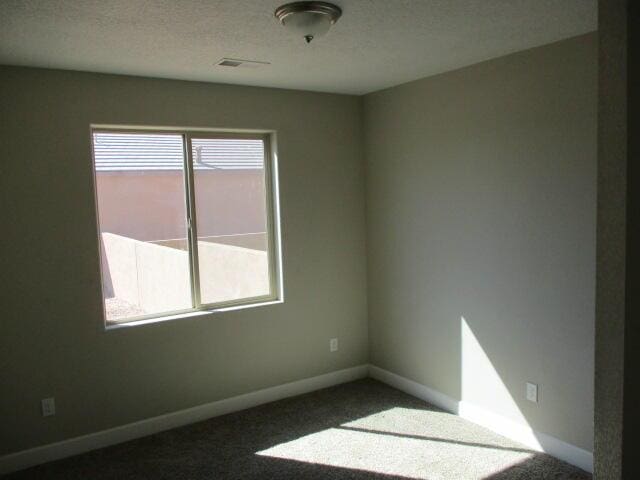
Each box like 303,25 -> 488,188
91,128 -> 281,325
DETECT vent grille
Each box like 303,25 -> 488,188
218,59 -> 243,67
215,58 -> 270,68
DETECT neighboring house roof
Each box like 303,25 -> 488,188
93,132 -> 264,171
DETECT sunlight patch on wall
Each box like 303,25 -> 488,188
461,316 -> 541,448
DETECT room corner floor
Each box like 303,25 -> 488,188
4,379 -> 591,479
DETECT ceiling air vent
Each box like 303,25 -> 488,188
215,58 -> 271,68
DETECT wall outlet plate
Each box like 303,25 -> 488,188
41,397 -> 56,417
526,382 -> 538,403
329,338 -> 338,352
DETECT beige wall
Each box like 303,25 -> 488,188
363,33 -> 597,451
0,67 -> 368,455
0,33 -> 598,459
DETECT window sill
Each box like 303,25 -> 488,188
104,299 -> 284,331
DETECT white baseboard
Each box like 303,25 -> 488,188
0,364 -> 593,475
0,365 -> 368,475
369,364 -> 460,414
369,365 -> 593,473
458,401 -> 593,473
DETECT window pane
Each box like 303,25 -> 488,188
191,137 -> 271,304
93,132 -> 192,322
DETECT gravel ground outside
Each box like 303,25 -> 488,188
104,297 -> 145,320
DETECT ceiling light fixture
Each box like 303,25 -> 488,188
275,1 -> 342,44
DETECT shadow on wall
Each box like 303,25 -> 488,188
461,317 -> 532,439
459,310 -> 593,460
368,272 -> 592,467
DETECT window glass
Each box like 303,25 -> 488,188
91,130 -> 279,325
191,137 -> 271,305
93,132 -> 191,322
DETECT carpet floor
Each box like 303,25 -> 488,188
4,379 -> 591,479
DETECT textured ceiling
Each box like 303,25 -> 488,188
0,0 -> 597,95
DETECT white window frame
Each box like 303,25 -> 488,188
90,125 -> 283,328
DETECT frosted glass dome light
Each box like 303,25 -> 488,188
275,2 -> 342,44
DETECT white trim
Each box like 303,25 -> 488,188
368,364 -> 460,414
458,401 -> 593,473
0,365 -> 593,475
0,365 -> 368,475
91,127 -> 283,331
369,365 -> 593,473
105,300 -> 285,330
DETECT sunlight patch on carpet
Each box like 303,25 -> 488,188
256,410 -> 536,480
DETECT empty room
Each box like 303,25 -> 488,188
1,1 -> 636,479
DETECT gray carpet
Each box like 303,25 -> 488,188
4,379 -> 591,479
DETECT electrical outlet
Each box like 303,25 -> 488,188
329,338 -> 338,352
526,382 -> 538,403
41,397 -> 56,417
